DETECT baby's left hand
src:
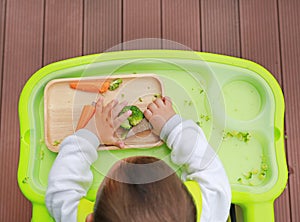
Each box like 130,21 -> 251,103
144,97 -> 176,136
85,97 -> 132,148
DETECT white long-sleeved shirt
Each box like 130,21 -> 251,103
45,129 -> 99,222
46,115 -> 231,222
160,115 -> 231,222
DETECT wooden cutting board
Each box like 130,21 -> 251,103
44,74 -> 164,152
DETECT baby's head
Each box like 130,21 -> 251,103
86,156 -> 196,222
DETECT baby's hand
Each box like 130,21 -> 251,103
144,97 -> 176,136
86,97 -> 132,148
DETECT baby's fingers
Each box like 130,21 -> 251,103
95,96 -> 104,113
144,109 -> 152,120
103,99 -> 117,116
154,98 -> 164,108
113,110 -> 132,129
163,96 -> 172,106
115,140 -> 125,149
107,137 -> 125,149
112,101 -> 128,119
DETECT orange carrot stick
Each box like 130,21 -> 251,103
70,80 -> 111,94
76,104 -> 96,131
99,80 -> 110,93
70,81 -> 100,93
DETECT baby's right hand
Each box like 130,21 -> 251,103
87,97 -> 132,148
144,97 -> 176,136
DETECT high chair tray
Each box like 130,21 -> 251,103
18,50 -> 288,222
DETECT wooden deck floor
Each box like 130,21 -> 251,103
0,0 -> 299,221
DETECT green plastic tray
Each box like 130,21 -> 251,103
18,50 -> 288,221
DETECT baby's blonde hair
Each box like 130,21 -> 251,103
94,156 -> 196,222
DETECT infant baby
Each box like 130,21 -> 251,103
46,96 -> 231,222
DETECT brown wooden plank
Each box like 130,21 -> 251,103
239,0 -> 282,83
201,0 -> 240,56
43,0 -> 83,65
0,0 -> 44,220
162,0 -> 200,51
0,0 -> 6,113
278,0 -> 300,221
274,187 -> 291,222
239,0 -> 290,221
84,0 -> 122,54
123,0 -> 161,49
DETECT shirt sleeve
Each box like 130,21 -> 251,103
45,129 -> 99,222
160,115 -> 232,222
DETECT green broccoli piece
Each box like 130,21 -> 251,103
127,106 -> 144,126
22,177 -> 30,184
243,171 -> 253,180
236,132 -> 251,142
223,131 -> 251,142
261,163 -> 268,171
258,172 -> 266,180
119,105 -> 144,129
52,139 -> 62,146
120,119 -> 132,130
109,78 -> 123,91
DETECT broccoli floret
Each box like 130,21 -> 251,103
119,105 -> 144,129
109,78 -> 123,91
127,106 -> 144,126
120,119 -> 132,130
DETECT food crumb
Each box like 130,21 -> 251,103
154,94 -> 161,98
258,172 -> 266,180
52,140 -> 62,146
200,114 -> 210,121
22,177 -> 30,184
196,121 -> 202,127
261,163 -> 268,171
243,171 -> 253,180
184,100 -> 193,106
223,131 -> 251,142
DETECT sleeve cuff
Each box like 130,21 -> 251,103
75,129 -> 100,149
160,114 -> 182,142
